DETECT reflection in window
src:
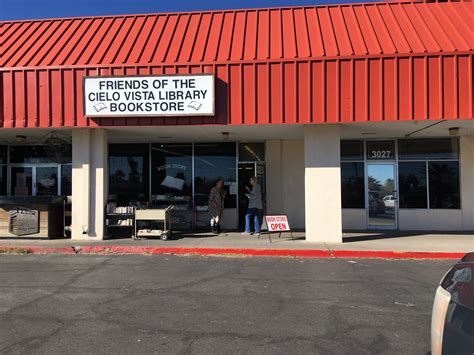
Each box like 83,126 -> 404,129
194,143 -> 237,208
109,144 -> 149,203
35,167 -> 58,196
61,164 -> 72,196
151,144 -> 192,198
238,143 -> 265,162
399,162 -> 427,208
429,162 -> 460,209
341,162 -> 365,208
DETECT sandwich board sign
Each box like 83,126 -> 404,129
261,215 -> 294,243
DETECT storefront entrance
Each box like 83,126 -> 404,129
10,165 -> 60,196
366,163 -> 398,230
238,162 -> 265,228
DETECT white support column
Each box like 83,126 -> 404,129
71,129 -> 108,240
265,140 -> 283,215
304,125 -> 342,243
72,129 -> 90,239
460,135 -> 474,231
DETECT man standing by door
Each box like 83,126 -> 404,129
242,177 -> 263,237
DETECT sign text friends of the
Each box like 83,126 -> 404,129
84,74 -> 215,117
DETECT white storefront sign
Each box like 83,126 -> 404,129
84,74 -> 215,117
265,215 -> 291,232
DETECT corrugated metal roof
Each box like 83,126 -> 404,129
1,1 -> 472,68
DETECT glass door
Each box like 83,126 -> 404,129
10,165 -> 59,196
237,162 -> 266,228
35,166 -> 59,196
11,167 -> 33,196
366,163 -> 398,229
238,163 -> 256,227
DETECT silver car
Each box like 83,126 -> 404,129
431,253 -> 474,354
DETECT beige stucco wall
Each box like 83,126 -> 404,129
398,209 -> 463,231
342,209 -> 466,232
342,209 -> 366,230
265,139 -> 305,229
460,135 -> 474,231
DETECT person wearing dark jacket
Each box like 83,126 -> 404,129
208,178 -> 226,234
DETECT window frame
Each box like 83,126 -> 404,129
427,160 -> 461,209
396,158 -> 461,210
398,138 -> 459,161
341,140 -> 365,209
397,161 -> 429,209
341,138 -> 461,211
341,161 -> 366,209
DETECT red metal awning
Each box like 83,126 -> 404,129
0,0 -> 472,128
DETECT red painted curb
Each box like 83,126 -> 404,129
0,246 -> 466,259
329,250 -> 466,260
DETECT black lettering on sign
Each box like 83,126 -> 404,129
152,79 -> 169,89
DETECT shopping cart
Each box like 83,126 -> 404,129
134,205 -> 174,241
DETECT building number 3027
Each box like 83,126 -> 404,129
370,150 -> 392,159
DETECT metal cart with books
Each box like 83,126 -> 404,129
134,206 -> 174,241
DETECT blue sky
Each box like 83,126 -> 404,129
1,0 -> 370,21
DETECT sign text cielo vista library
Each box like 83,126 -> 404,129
84,74 -> 215,117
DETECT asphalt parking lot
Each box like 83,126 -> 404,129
0,254 -> 454,354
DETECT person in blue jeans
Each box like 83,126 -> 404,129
242,177 -> 263,237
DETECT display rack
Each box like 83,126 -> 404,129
105,204 -> 135,239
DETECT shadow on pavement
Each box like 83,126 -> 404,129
342,230 -> 474,243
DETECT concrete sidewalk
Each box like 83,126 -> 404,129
0,231 -> 472,255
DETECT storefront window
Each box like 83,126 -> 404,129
194,143 -> 237,208
341,141 -> 363,161
341,162 -> 365,208
61,164 -> 72,196
151,143 -> 192,199
109,144 -> 149,203
398,138 -> 460,209
398,162 -> 427,208
428,161 -> 460,209
10,145 -> 72,164
398,138 -> 459,160
239,143 -> 265,162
